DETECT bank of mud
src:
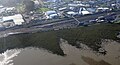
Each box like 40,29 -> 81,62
0,39 -> 120,65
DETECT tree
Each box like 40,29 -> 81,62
23,0 -> 35,13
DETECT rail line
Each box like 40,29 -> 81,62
0,11 -> 119,38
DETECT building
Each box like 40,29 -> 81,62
46,0 -> 62,2
0,5 -> 3,9
0,14 -> 25,28
2,14 -> 25,25
2,19 -> 15,28
45,11 -> 59,19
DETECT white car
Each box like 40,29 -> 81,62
96,16 -> 106,23
66,11 -> 77,16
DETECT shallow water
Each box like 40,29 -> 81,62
0,39 -> 120,65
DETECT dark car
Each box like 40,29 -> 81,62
89,20 -> 97,24
105,16 -> 116,23
83,21 -> 90,26
78,22 -> 84,26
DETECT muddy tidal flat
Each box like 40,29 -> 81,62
0,39 -> 120,65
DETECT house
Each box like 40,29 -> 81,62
6,7 -> 15,11
78,7 -> 92,15
66,7 -> 92,16
68,1 -> 90,7
45,11 -> 59,19
46,0 -> 62,2
86,7 -> 96,13
96,7 -> 111,12
67,2 -> 92,15
0,5 -> 4,9
2,19 -> 15,28
58,7 -> 67,11
0,7 -> 16,16
66,11 -> 77,16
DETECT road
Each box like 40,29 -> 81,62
0,11 -> 120,38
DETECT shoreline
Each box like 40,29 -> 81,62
0,39 -> 120,65
0,23 -> 120,55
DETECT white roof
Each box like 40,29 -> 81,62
68,3 -> 89,7
34,1 -> 40,4
47,0 -> 57,2
68,4 -> 84,7
0,5 -> 3,8
3,14 -> 24,25
73,1 -> 82,3
49,14 -> 58,17
6,7 -> 15,11
81,11 -> 91,15
45,11 -> 56,15
97,7 -> 109,10
67,11 -> 77,15
59,7 -> 67,11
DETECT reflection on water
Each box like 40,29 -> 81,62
0,39 -> 120,65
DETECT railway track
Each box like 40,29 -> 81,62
22,11 -> 120,28
0,11 -> 120,37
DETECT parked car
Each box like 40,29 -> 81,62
96,16 -> 107,23
105,16 -> 116,23
78,22 -> 84,26
89,20 -> 97,24
83,21 -> 90,26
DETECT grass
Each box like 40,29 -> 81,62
0,23 -> 120,55
37,8 -> 52,13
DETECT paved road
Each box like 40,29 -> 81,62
0,11 -> 120,38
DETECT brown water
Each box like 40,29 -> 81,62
0,39 -> 120,65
